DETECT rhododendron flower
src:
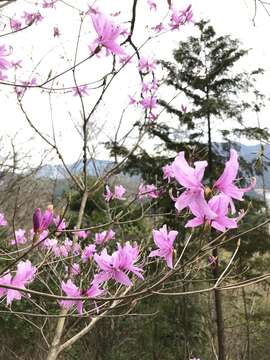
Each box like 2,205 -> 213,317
93,243 -> 143,286
181,104 -> 187,113
53,244 -> 69,257
114,185 -> 126,200
138,184 -> 159,199
77,230 -> 88,239
0,213 -> 7,226
86,283 -> 104,298
169,5 -> 193,30
60,280 -> 83,314
140,96 -> 157,111
82,244 -> 96,262
185,194 -> 237,232
53,26 -> 60,37
104,185 -> 126,201
43,0 -> 57,8
152,23 -> 165,33
0,260 -> 36,305
128,95 -> 137,105
0,71 -> 7,81
43,238 -> 58,250
147,0 -> 157,11
142,79 -> 158,94
10,229 -> 27,246
0,45 -> 12,70
104,185 -> 113,202
149,225 -> 178,268
95,229 -> 115,245
11,60 -> 22,69
54,215 -> 66,232
33,207 -> 53,234
10,19 -> 22,31
70,263 -> 80,276
90,11 -> 126,56
172,152 -> 216,220
72,85 -> 89,96
162,164 -> 174,182
214,149 -> 256,212
138,58 -> 156,73
22,11 -> 44,25
72,243 -> 81,256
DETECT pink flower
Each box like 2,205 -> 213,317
60,279 -> 83,314
22,11 -> 44,25
0,71 -> 7,80
11,60 -> 22,69
93,243 -> 143,287
77,230 -> 88,239
86,283 -> 104,298
152,23 -> 165,33
70,263 -> 80,276
171,152 -> 216,220
53,244 -> 69,257
114,185 -> 126,200
104,185 -> 113,202
140,96 -> 157,111
53,26 -> 60,37
0,213 -> 7,227
169,5 -> 193,31
138,184 -> 159,199
33,207 -> 53,234
54,215 -> 66,232
214,150 -> 256,212
162,164 -> 174,182
90,11 -> 126,56
10,229 -> 27,246
10,19 -> 22,31
185,194 -> 238,232
128,95 -> 137,105
72,243 -> 81,256
0,260 -> 36,305
43,0 -> 57,8
149,225 -> 178,268
181,104 -> 187,113
43,238 -> 58,250
0,45 -> 12,70
95,229 -> 115,245
142,79 -> 158,94
81,244 -> 96,263
104,185 -> 126,201
147,0 -> 157,11
138,58 -> 156,73
72,85 -> 89,96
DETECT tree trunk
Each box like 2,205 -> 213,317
207,109 -> 226,360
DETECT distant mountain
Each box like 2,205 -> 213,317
37,144 -> 270,189
36,159 -> 113,179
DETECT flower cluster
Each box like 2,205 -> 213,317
164,149 -> 255,231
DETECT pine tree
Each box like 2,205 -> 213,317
107,19 -> 270,359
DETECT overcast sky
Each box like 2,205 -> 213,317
1,0 -> 270,166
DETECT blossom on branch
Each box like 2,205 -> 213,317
93,243 -> 144,287
90,11 -> 126,56
214,149 -> 256,212
149,224 -> 178,268
0,260 -> 36,305
0,213 -> 7,227
60,279 -> 83,314
171,152 -> 216,220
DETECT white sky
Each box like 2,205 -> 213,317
0,0 -> 270,166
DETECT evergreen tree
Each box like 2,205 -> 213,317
107,20 -> 270,360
